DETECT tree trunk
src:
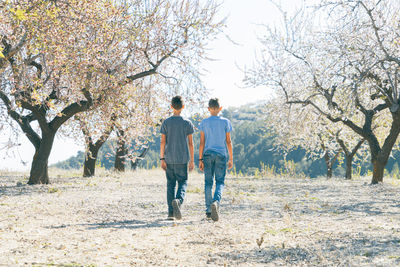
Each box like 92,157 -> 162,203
336,135 -> 364,180
366,124 -> 398,184
323,150 -> 339,179
345,155 -> 353,180
115,132 -> 127,172
83,144 -> 100,177
131,160 -> 139,171
324,153 -> 333,179
371,159 -> 385,184
366,112 -> 400,184
28,132 -> 55,184
130,146 -> 149,171
80,120 -> 114,178
115,143 -> 126,172
327,164 -> 333,178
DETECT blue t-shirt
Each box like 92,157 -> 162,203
199,116 -> 233,157
160,116 -> 194,164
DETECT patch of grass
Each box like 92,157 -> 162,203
264,226 -> 296,236
187,187 -> 201,194
48,187 -> 59,193
280,227 -> 294,233
85,180 -> 97,187
363,251 -> 373,257
265,228 -> 279,236
142,203 -> 156,209
389,255 -> 400,259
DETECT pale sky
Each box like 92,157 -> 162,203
200,0 -> 277,108
0,0 -> 292,171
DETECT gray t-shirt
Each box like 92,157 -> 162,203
160,116 -> 194,164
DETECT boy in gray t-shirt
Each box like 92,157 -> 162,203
160,96 -> 194,220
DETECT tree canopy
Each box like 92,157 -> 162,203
245,0 -> 400,183
0,0 -> 223,184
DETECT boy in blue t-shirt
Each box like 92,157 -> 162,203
160,96 -> 195,220
199,98 -> 233,221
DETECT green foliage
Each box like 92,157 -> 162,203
53,104 -> 400,177
52,151 -> 84,170
391,162 -> 400,179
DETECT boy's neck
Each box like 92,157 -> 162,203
208,107 -> 221,116
173,110 -> 182,116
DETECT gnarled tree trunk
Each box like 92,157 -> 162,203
336,135 -> 365,180
83,144 -> 100,177
372,159 -> 386,184
320,138 -> 341,179
130,146 -> 149,171
323,150 -> 340,179
81,122 -> 114,177
28,132 -> 56,184
366,112 -> 400,184
345,156 -> 353,180
114,129 -> 127,172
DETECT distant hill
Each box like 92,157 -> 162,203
53,104 -> 400,178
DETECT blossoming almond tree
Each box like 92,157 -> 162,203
247,0 -> 400,183
266,97 -> 366,179
0,0 -> 132,184
0,0 -> 222,184
67,0 -> 220,176
72,82 -> 163,176
113,85 -> 164,172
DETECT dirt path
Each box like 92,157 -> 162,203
0,169 -> 400,266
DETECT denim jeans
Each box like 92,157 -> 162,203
203,151 -> 227,213
166,163 -> 188,215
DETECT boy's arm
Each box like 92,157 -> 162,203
226,132 -> 233,169
160,134 -> 167,171
199,131 -> 205,171
188,134 -> 194,171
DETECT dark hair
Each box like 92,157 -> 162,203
208,98 -> 220,109
171,96 -> 183,110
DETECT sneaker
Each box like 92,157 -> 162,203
206,213 -> 212,220
210,201 -> 219,222
172,199 -> 182,220
167,215 -> 175,221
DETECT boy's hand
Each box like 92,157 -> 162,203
199,161 -> 204,172
228,159 -> 233,170
161,160 -> 167,171
189,161 -> 194,172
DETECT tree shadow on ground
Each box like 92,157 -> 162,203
47,217 -> 197,230
227,180 -> 400,217
292,198 -> 400,217
210,234 -> 400,266
0,184 -> 44,197
0,182 -> 102,197
335,201 -> 399,216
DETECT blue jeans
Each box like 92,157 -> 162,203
203,151 -> 227,213
166,163 -> 188,215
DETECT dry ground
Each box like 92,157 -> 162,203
0,169 -> 400,266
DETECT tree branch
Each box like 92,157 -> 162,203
0,33 -> 28,68
0,90 -> 41,149
287,98 -> 365,136
351,138 -> 365,158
